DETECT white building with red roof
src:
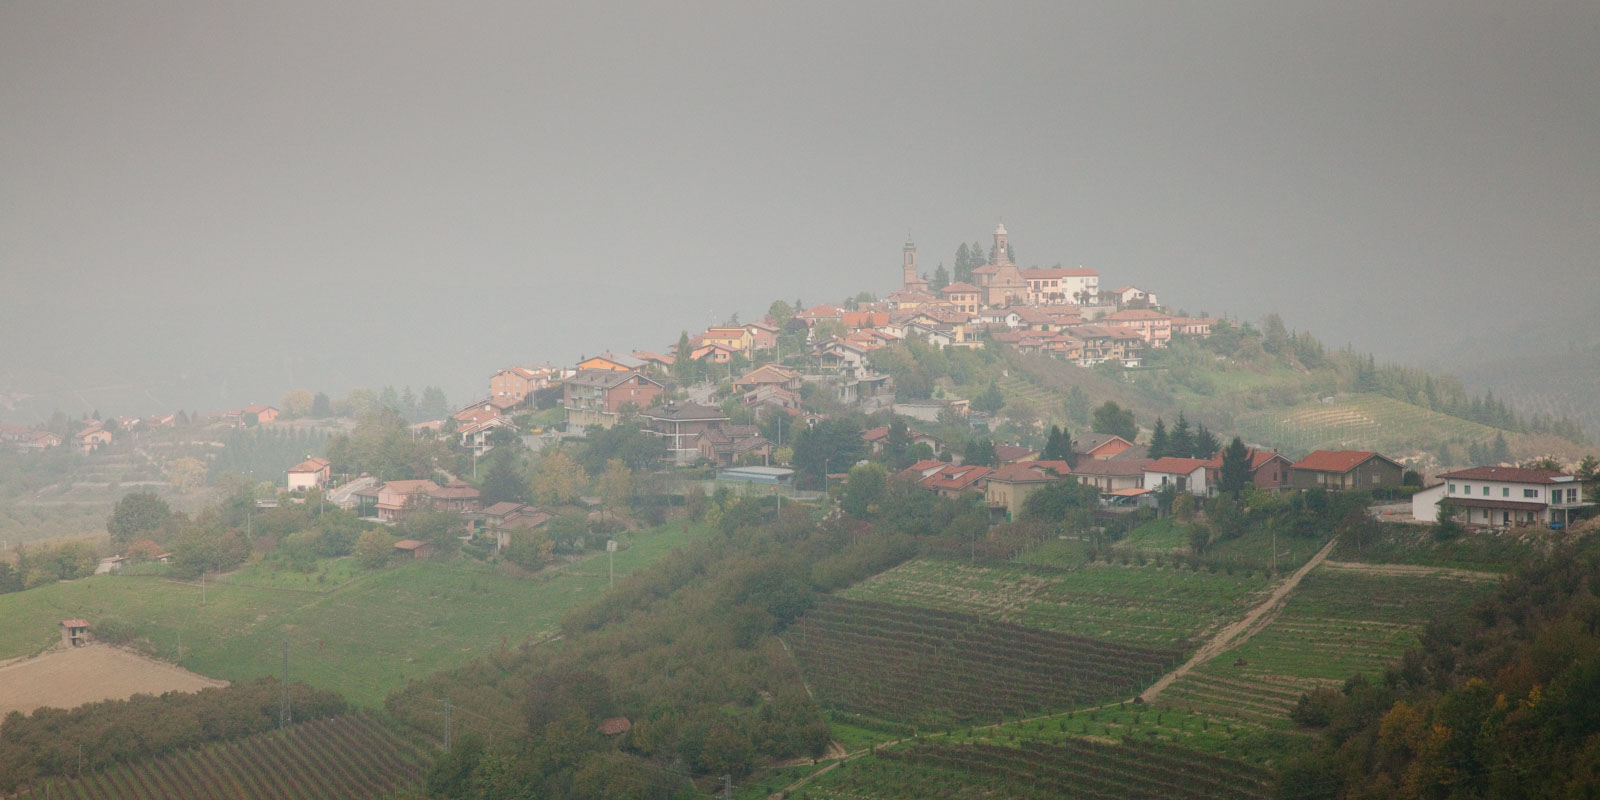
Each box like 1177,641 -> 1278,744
1415,466 -> 1590,528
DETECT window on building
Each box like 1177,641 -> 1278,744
1449,483 -> 1457,493
1503,487 -> 1510,497
1524,489 -> 1539,498
1463,484 -> 1470,494
1482,486 -> 1490,496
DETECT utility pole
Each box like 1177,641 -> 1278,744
279,641 -> 290,729
606,539 -> 617,589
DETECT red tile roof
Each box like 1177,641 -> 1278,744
1292,450 -> 1393,473
1438,466 -> 1570,484
1145,457 -> 1211,475
61,619 -> 90,628
987,461 -> 1073,483
992,445 -> 1038,464
393,539 -> 428,550
288,457 -> 331,473
1070,459 -> 1153,476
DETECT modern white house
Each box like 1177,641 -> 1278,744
1414,466 -> 1590,528
1143,457 -> 1211,497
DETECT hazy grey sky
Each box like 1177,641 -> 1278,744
3,2 -> 1597,416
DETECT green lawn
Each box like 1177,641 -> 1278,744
0,521 -> 711,707
1124,517 -> 1188,549
840,557 -> 1270,648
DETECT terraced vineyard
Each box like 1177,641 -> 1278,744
840,558 -> 1270,647
25,713 -> 431,799
808,739 -> 1272,800
786,598 -> 1179,727
1158,566 -> 1496,731
1234,392 -> 1507,456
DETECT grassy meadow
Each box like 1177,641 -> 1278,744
0,520 -> 710,707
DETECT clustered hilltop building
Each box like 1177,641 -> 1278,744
894,224 -> 1107,310
869,222 -> 1212,366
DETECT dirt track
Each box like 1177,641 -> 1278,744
0,644 -> 227,717
1139,536 -> 1341,703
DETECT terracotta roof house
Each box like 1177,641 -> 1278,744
1144,457 -> 1212,496
1071,433 -> 1142,461
690,342 -> 738,363
742,322 -> 779,351
897,461 -> 991,498
1416,466 -> 1590,528
458,415 -> 519,456
629,351 -> 676,371
733,364 -> 804,392
695,425 -> 772,467
641,402 -> 731,465
992,444 -> 1039,465
287,457 -> 332,491
1200,449 -> 1293,491
372,480 -> 441,521
985,460 -> 1073,520
24,431 -> 62,449
562,370 -> 664,432
490,365 -> 557,408
77,426 -> 113,453
1290,450 -> 1404,491
1101,309 -> 1173,347
577,352 -> 647,372
240,405 -> 279,425
860,425 -> 942,455
1069,458 -> 1150,494
742,385 -> 802,414
1170,317 -> 1219,337
1021,266 -> 1099,306
427,480 -> 482,513
61,619 -> 91,647
393,539 -> 432,559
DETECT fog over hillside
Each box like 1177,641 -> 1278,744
3,2 -> 1596,421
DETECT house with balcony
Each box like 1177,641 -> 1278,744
1415,466 -> 1590,528
562,370 -> 664,432
642,402 -> 730,465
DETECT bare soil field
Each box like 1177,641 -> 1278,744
0,643 -> 227,717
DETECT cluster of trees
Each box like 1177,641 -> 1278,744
1464,432 -> 1514,467
106,486 -> 376,579
1278,537 -> 1600,798
324,409 -> 449,481
0,540 -> 97,592
0,678 -> 346,793
1146,413 -> 1221,460
396,500 -> 914,800
1090,400 -> 1139,443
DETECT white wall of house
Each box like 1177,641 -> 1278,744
1444,477 -> 1581,508
1412,484 -> 1445,523
1143,467 -> 1208,496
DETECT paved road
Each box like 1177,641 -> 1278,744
327,476 -> 376,509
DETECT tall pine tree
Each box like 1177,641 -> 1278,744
1169,414 -> 1194,458
1148,418 -> 1169,459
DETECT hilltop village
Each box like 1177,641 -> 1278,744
5,223 -> 1593,539
2,224 -> 1599,800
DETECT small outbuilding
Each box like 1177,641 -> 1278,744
393,539 -> 432,559
61,619 -> 91,647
